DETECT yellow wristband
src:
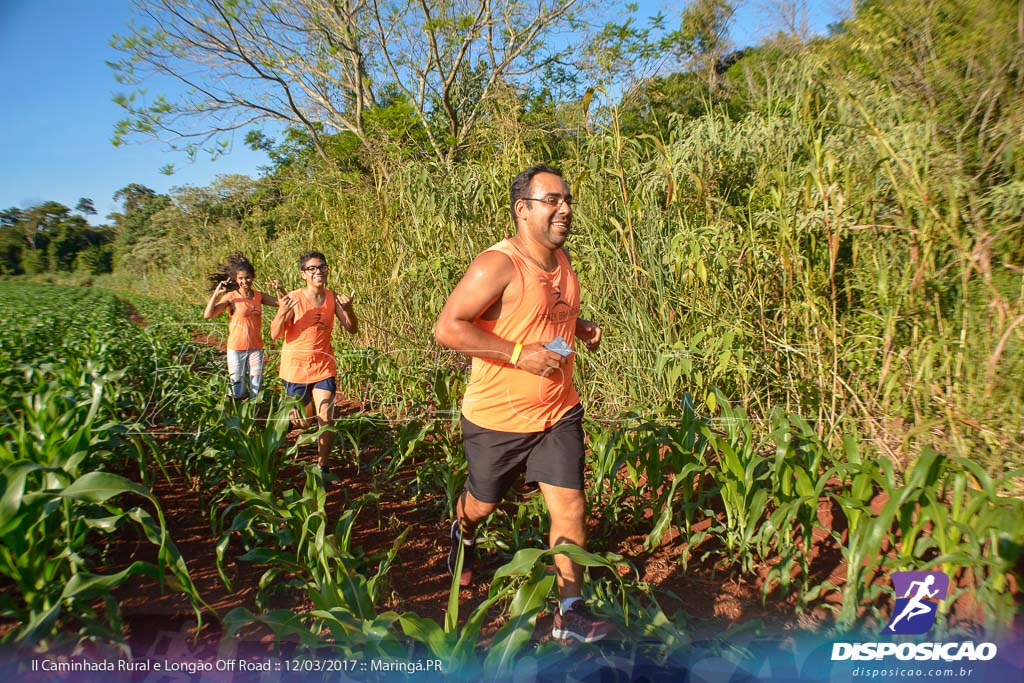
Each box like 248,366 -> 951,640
510,342 -> 523,366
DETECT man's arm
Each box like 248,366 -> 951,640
270,292 -> 297,339
435,251 -> 565,376
334,293 -> 358,334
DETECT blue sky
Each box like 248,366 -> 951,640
0,0 -> 270,223
0,1 -> 844,225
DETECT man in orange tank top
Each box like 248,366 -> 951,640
434,165 -> 610,643
271,251 -> 358,478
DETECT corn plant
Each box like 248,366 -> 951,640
966,492 -> 1024,633
641,398 -> 713,559
0,461 -> 202,648
217,467 -> 385,604
827,438 -> 893,630
215,398 -> 293,493
584,417 -> 632,524
400,544 -> 630,677
698,393 -> 771,574
377,365 -> 465,515
587,401 -> 713,561
328,412 -> 382,475
484,491 -> 549,558
0,283 -> 214,649
219,468 -> 408,657
759,411 -> 832,610
895,456 -> 1024,634
827,443 -> 953,630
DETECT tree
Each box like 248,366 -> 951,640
110,184 -> 171,270
20,201 -> 72,253
367,0 -> 590,163
116,202 -> 184,273
581,1 -> 735,103
75,197 -> 97,216
0,211 -> 25,275
112,184 -> 157,215
669,0 -> 735,91
48,220 -> 93,272
0,202 -> 111,274
1,207 -> 26,228
753,0 -> 812,43
75,245 -> 115,275
618,70 -> 711,136
111,0 -> 593,165
821,0 -> 1023,181
582,4 -> 674,90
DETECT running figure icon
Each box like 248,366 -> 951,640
888,574 -> 939,632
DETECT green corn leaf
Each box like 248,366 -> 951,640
484,570 -> 556,674
60,471 -> 152,505
0,462 -> 41,530
399,612 -> 455,659
222,607 -> 322,648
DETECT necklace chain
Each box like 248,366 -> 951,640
509,238 -> 555,273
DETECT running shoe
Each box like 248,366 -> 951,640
551,602 -> 612,643
447,519 -> 476,587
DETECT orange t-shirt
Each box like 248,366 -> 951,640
461,239 -> 581,433
278,289 -> 337,384
226,291 -> 263,351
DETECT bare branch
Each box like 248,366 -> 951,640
114,0 -> 592,164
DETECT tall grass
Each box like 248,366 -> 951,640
149,39 -> 1022,474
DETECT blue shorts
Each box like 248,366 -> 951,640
283,377 -> 336,407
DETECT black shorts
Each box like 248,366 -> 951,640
461,403 -> 585,504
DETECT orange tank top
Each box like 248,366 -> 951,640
461,239 -> 581,433
278,289 -> 337,384
226,291 -> 263,351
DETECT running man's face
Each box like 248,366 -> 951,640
519,172 -> 573,249
300,258 -> 329,286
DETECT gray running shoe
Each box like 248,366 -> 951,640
551,602 -> 612,643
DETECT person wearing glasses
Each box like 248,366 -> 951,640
203,253 -> 280,401
271,251 -> 358,478
434,164 -> 609,643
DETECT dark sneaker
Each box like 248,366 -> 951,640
446,519 -> 476,587
318,464 -> 336,482
552,602 -> 612,643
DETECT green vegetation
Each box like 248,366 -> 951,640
0,283 -> 203,649
89,0 -> 1024,474
1,280 -> 1018,668
0,202 -> 113,277
1,0 -> 1022,672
